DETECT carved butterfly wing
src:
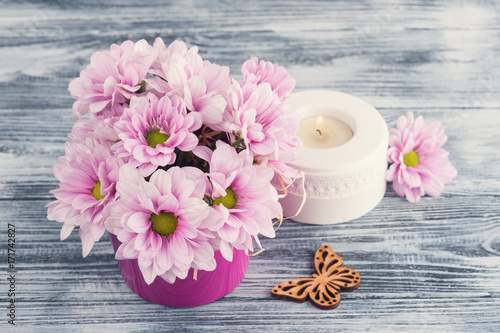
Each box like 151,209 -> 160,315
327,266 -> 361,292
314,244 -> 360,291
271,278 -> 315,303
314,244 -> 343,276
306,279 -> 342,310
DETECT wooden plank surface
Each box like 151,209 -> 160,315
1,0 -> 499,331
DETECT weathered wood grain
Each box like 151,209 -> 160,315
1,0 -> 500,331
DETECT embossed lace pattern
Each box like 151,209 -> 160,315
287,153 -> 387,198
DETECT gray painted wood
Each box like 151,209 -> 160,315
1,0 -> 499,331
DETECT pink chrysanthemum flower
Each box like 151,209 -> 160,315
385,111 -> 457,203
148,38 -> 191,78
147,38 -> 232,126
195,142 -> 280,261
114,93 -> 202,177
226,81 -> 289,158
253,105 -> 303,184
46,129 -> 122,257
241,57 -> 296,100
104,165 -> 216,284
69,39 -> 157,119
69,118 -> 120,144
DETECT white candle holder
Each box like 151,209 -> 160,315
280,90 -> 389,225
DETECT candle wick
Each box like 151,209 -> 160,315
316,129 -> 322,137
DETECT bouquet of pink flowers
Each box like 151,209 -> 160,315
47,38 -> 301,284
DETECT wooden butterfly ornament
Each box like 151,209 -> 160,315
271,244 -> 360,310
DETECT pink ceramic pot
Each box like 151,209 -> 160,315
109,233 -> 249,307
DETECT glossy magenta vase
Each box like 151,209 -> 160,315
109,233 -> 249,307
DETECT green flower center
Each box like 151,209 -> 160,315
92,181 -> 106,200
150,211 -> 178,237
213,188 -> 237,209
146,130 -> 169,148
403,150 -> 419,167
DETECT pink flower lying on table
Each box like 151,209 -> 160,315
385,111 -> 457,203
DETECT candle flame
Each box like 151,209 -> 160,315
316,114 -> 324,128
315,115 -> 324,138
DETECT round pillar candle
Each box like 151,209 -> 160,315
280,90 -> 389,225
297,114 -> 353,149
